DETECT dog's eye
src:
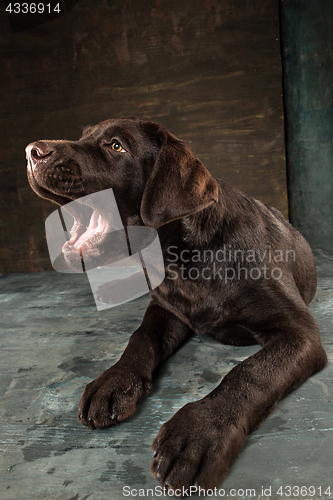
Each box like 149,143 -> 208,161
110,141 -> 125,152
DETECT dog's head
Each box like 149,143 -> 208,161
26,117 -> 218,269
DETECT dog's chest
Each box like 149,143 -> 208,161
150,265 -> 228,334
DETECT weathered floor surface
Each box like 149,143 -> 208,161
0,251 -> 332,500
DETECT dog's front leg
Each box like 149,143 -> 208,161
78,303 -> 192,429
151,311 -> 327,491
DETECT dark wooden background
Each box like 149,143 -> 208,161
0,0 -> 286,273
280,0 -> 333,255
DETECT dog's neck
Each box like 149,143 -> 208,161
172,179 -> 249,248
155,194 -> 224,250
181,200 -> 223,247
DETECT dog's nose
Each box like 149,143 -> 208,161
26,141 -> 54,172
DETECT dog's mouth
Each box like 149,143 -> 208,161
26,150 -> 131,272
60,199 -> 125,272
27,163 -> 120,270
63,204 -> 109,252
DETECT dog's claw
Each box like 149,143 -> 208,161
78,362 -> 151,429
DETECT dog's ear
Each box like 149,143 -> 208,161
140,124 -> 219,228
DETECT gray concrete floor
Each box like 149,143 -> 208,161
1,250 -> 332,500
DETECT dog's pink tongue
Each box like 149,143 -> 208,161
73,210 -> 107,249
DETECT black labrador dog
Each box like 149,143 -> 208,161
26,117 -> 327,492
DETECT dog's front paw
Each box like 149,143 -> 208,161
151,401 -> 243,492
78,361 -> 152,429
